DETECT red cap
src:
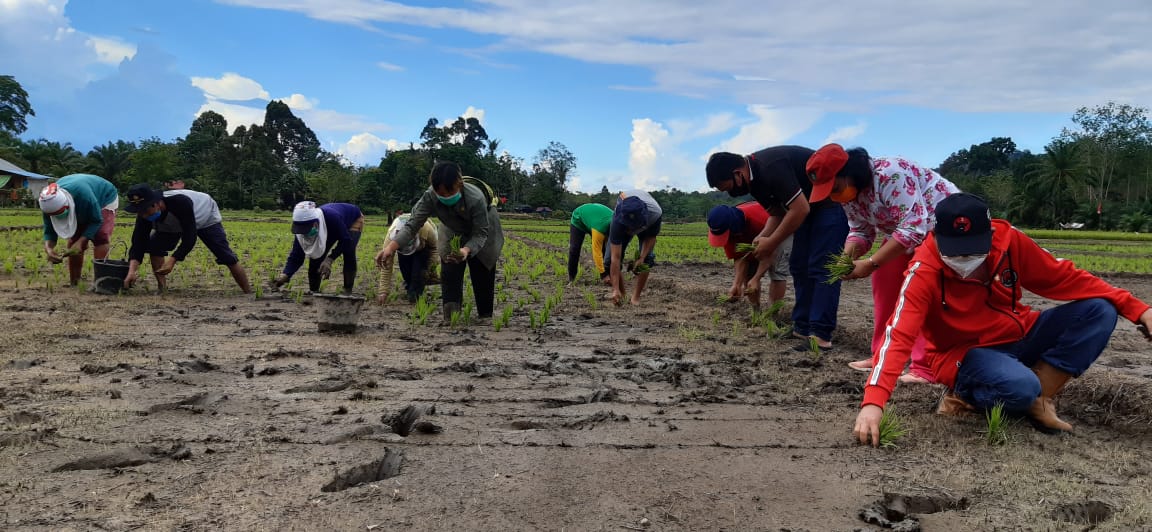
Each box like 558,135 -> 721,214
708,230 -> 730,248
805,143 -> 848,203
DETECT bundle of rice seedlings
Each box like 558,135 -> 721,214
823,252 -> 855,284
983,403 -> 1010,445
735,243 -> 756,253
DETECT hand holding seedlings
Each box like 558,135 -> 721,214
853,404 -> 885,447
823,252 -> 855,284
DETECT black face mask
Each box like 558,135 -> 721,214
727,183 -> 750,197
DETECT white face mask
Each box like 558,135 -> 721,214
941,254 -> 987,278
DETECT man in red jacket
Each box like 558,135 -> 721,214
854,193 -> 1152,445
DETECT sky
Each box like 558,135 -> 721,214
3,0 -> 1150,194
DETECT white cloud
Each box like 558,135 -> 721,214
335,132 -> 398,166
218,0 -> 1152,113
195,99 -> 266,131
627,118 -> 702,191
460,106 -> 485,123
86,36 -> 136,65
712,105 -> 823,155
279,93 -> 317,110
376,61 -> 404,72
823,122 -> 868,145
0,0 -> 109,98
191,72 -> 270,101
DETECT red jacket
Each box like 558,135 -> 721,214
862,220 -> 1150,408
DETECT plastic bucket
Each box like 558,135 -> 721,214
93,258 -> 130,295
313,294 -> 366,333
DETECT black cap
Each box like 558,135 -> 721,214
124,183 -> 163,213
934,193 -> 992,256
291,221 -> 319,234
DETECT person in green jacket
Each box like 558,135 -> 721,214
376,161 -> 504,323
567,203 -> 614,285
37,174 -> 120,286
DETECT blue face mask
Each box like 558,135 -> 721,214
307,227 -> 319,237
437,191 -> 462,206
145,210 -> 163,222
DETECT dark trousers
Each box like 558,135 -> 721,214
441,256 -> 497,317
954,298 -> 1117,413
788,206 -> 848,341
307,231 -> 361,292
398,251 -> 430,302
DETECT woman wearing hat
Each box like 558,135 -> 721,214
273,201 -> 365,294
376,213 -> 439,304
38,174 -> 119,286
805,144 -> 959,383
375,161 -> 504,323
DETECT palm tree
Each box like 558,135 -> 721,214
41,141 -> 85,177
19,138 -> 53,174
86,140 -> 136,187
1025,141 -> 1087,227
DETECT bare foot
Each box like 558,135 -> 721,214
848,359 -> 873,372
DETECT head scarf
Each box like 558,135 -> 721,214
292,201 -> 328,259
39,183 -> 78,239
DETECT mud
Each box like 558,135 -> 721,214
2,238 -> 1152,530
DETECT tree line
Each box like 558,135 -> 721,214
3,74 -> 1152,229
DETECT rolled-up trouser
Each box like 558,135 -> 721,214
953,298 -> 1117,413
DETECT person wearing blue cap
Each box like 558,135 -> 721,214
607,189 -> 662,306
706,201 -> 791,309
706,147 -> 849,349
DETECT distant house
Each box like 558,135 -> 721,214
534,206 -> 553,217
0,157 -> 52,205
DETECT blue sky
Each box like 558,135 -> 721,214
3,0 -> 1149,193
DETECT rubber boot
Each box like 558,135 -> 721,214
442,302 -> 461,325
936,391 -> 975,417
1028,361 -> 1074,433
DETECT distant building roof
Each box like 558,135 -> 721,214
0,157 -> 51,180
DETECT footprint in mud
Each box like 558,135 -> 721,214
1051,500 -> 1114,525
146,392 -> 227,413
859,492 -> 970,530
321,449 -> 404,492
283,380 -> 351,394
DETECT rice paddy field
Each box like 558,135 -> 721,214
3,206 -> 1152,530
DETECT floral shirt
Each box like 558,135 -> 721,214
843,157 -> 960,252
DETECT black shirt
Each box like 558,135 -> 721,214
128,194 -> 199,262
747,145 -> 833,216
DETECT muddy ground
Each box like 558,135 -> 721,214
3,236 -> 1152,531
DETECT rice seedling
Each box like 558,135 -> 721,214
410,295 -> 436,326
584,289 -> 598,310
878,407 -> 908,449
711,310 -> 721,327
806,336 -> 822,359
677,325 -> 704,341
823,252 -> 854,284
735,243 -> 756,253
984,403 -> 1010,446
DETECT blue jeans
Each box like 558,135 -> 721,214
953,298 -> 1117,413
788,206 -> 848,341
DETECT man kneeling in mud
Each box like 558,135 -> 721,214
853,193 -> 1152,446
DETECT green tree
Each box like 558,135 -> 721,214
178,110 -> 231,192
0,75 -> 35,136
126,137 -> 181,189
1025,141 -> 1087,227
264,100 -> 322,172
86,140 -> 136,188
1060,102 -> 1152,209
